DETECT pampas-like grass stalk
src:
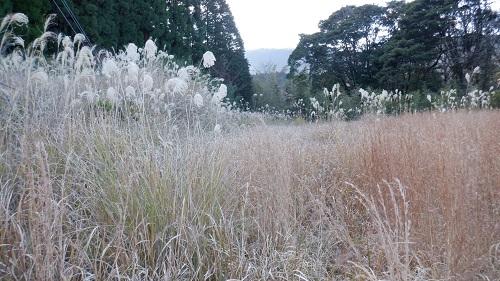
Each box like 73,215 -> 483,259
348,180 -> 417,280
0,13 -> 28,53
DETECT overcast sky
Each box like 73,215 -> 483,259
225,0 -> 500,50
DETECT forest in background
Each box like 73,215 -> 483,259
1,0 -> 499,117
285,0 -> 500,117
0,0 -> 253,103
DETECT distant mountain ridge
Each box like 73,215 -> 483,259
245,48 -> 293,74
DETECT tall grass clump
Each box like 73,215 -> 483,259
339,111 -> 500,279
0,14 -> 239,134
0,14 -> 251,279
218,111 -> 499,279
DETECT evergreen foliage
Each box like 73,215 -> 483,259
288,0 -> 499,114
201,0 -> 253,103
0,0 -> 253,103
0,1 -> 13,17
3,0 -> 498,115
289,5 -> 387,94
377,0 -> 454,93
164,0 -> 204,62
442,0 -> 500,91
0,0 -> 51,43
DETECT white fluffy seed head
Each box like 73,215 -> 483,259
10,13 -> 29,26
75,46 -> 95,73
79,90 -> 97,103
0,15 -> 12,31
310,97 -> 319,110
165,77 -> 188,96
63,46 -> 74,62
43,14 -> 57,32
380,90 -> 388,100
144,40 -> 157,60
31,31 -> 57,52
106,87 -> 119,103
0,14 -> 27,38
178,67 -> 190,81
102,58 -> 119,78
177,66 -> 198,82
193,93 -> 204,107
359,88 -> 369,99
31,71 -> 49,84
202,51 -> 216,68
127,62 -> 139,81
125,86 -> 136,100
61,36 -> 72,48
212,84 -> 227,105
73,33 -> 85,46
214,123 -> 221,133
143,74 -> 154,91
126,43 -> 140,62
13,37 -> 24,48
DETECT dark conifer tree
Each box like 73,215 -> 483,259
164,0 -> 205,62
201,0 -> 253,103
48,0 -> 118,49
97,0 -> 119,48
0,1 -> 13,18
131,0 -> 169,47
1,0 -> 51,43
72,1 -> 118,49
2,0 -> 253,104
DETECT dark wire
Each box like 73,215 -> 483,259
50,0 -> 78,37
51,0 -> 93,48
58,0 -> 93,47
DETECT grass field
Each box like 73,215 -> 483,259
0,15 -> 498,279
1,108 -> 498,280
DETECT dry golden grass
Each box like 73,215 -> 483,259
345,111 -> 500,279
1,110 -> 498,279
221,110 -> 499,279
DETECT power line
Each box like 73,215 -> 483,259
59,0 -> 92,46
50,0 -> 93,48
50,0 -> 78,36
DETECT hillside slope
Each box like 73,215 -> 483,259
245,48 -> 292,73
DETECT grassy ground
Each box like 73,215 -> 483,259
1,13 -> 498,280
1,109 -> 498,280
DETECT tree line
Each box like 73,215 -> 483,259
3,0 -> 499,115
0,0 -> 253,103
287,0 -> 499,112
